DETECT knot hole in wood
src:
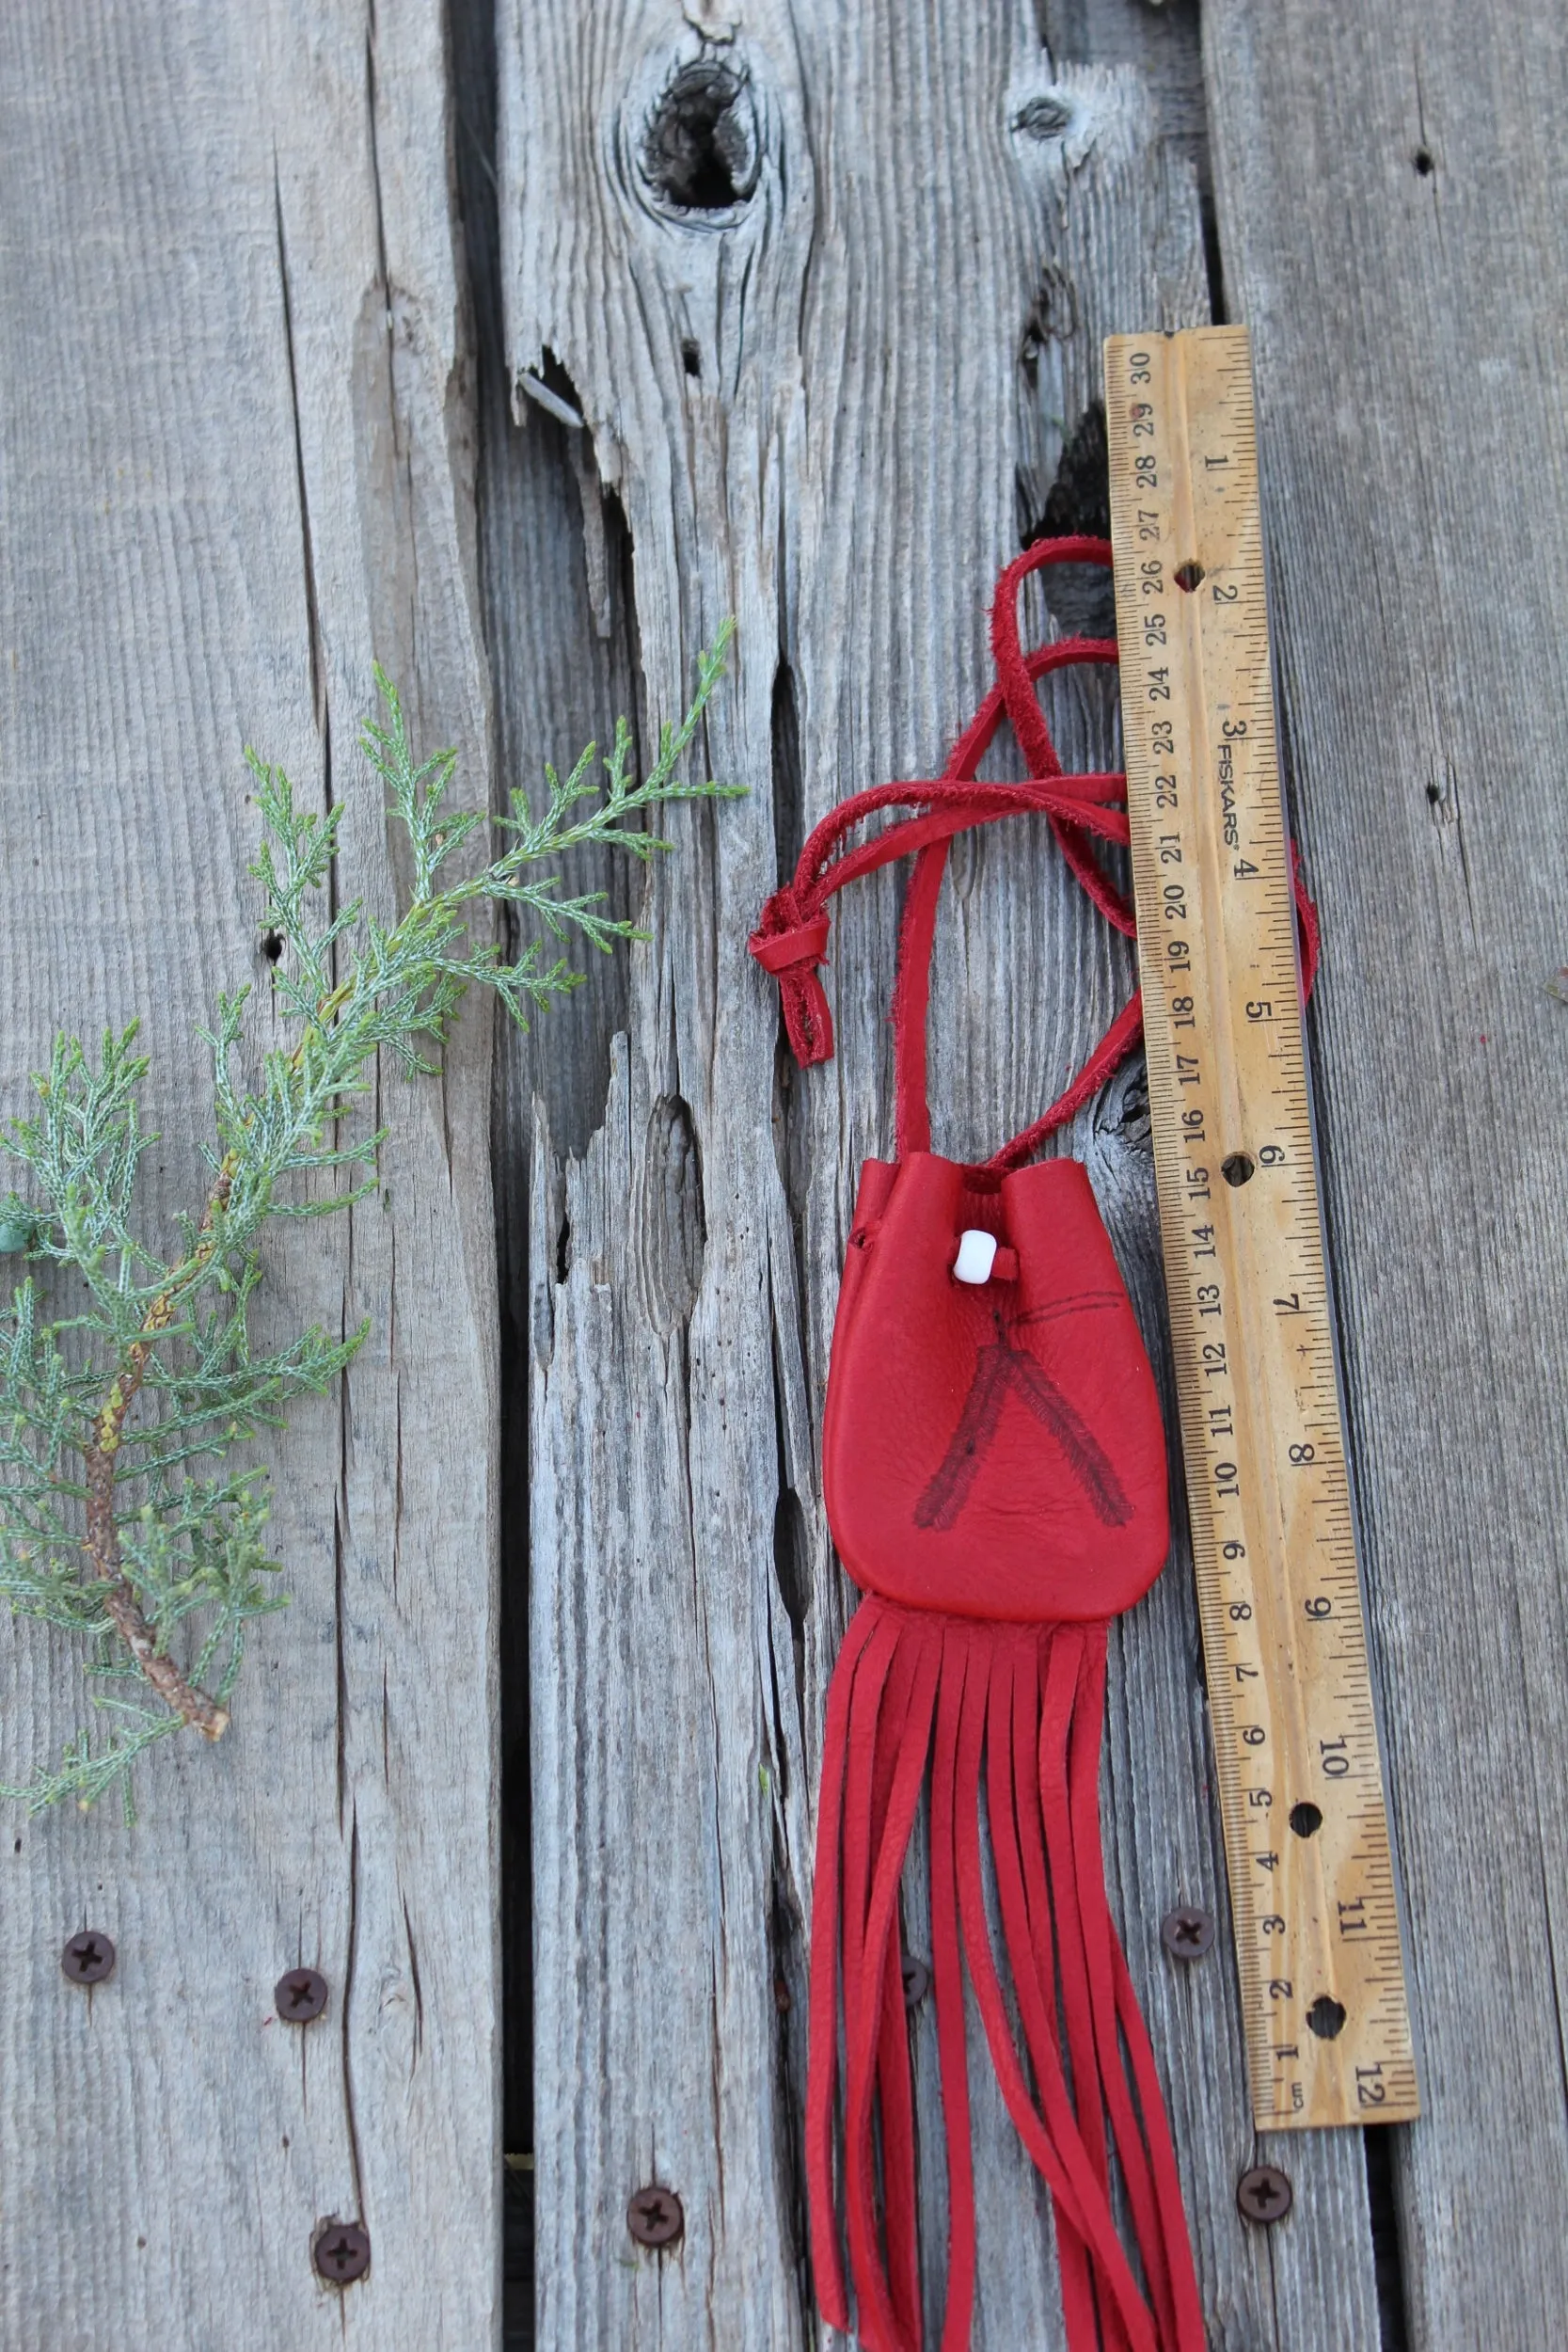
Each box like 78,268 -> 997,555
641,58 -> 757,217
637,1092 -> 707,1333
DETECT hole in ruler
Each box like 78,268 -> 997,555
1307,1994 -> 1347,2040
1289,1801 -> 1323,1838
1413,148 -> 1434,177
1174,560 -> 1205,593
1221,1152 -> 1255,1187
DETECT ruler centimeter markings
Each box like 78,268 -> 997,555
1104,326 -> 1418,2130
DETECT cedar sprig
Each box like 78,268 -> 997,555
0,638 -> 737,1816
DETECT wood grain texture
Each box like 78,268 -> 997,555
499,4 -> 1381,2342
1205,4 -> 1568,2344
0,4 -> 499,2344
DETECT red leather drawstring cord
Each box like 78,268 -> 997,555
750,535 -> 1320,1158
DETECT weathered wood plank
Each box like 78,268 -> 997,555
503,13 -> 818,2340
1206,4 -> 1568,2342
502,5 -> 1380,2342
0,4 -> 499,2343
451,0 -> 645,2223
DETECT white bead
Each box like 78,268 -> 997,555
953,1229 -> 998,1285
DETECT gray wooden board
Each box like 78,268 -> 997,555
0,3 -> 499,2345
1206,5 -> 1568,2344
451,0 -> 648,2228
499,3 -> 1380,2343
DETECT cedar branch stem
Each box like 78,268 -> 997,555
81,975 -> 388,1736
79,1155 -> 240,1740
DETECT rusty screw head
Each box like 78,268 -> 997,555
1237,2165 -> 1293,2225
627,2186 -> 684,2249
901,1954 -> 931,2008
276,1967 -> 328,2024
61,1931 -> 116,1985
313,2219 -> 371,2284
1160,1907 -> 1216,1961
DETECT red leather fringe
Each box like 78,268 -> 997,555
807,1597 -> 1207,2352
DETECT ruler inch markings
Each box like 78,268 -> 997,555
1105,326 -> 1418,2131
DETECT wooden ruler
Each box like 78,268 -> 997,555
1103,326 -> 1418,2130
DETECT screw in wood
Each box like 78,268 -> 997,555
61,1931 -> 116,1985
626,2186 -> 685,2249
275,1966 -> 328,2024
312,2219 -> 371,2284
1160,1907 -> 1216,1961
1236,2165 -> 1293,2225
900,1954 -> 931,2008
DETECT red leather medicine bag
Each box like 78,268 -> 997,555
826,1149 -> 1167,1625
750,536 -> 1319,2352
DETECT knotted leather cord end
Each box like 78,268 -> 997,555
749,899 -> 835,1065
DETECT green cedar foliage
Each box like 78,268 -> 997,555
0,638 -> 737,1816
